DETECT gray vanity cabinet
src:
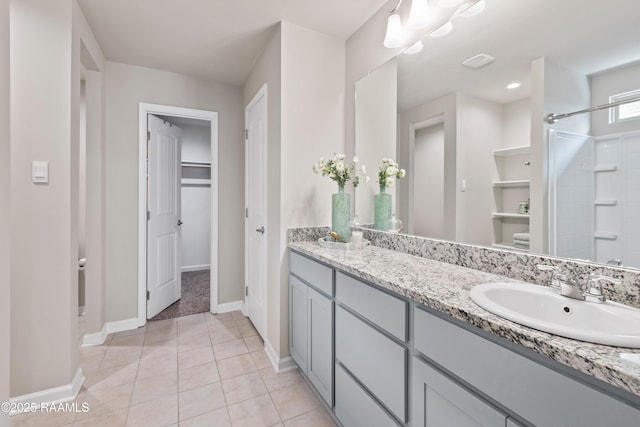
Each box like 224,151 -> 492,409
412,357 -> 507,427
288,251 -> 334,407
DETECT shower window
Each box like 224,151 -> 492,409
609,89 -> 640,123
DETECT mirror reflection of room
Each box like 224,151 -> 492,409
355,0 -> 640,269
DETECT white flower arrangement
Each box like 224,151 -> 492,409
377,158 -> 406,188
313,153 -> 369,189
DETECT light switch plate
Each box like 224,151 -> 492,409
32,161 -> 49,183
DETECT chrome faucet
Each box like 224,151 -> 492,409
536,264 -> 622,303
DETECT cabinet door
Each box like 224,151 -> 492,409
307,287 -> 333,406
289,274 -> 308,372
412,358 -> 506,427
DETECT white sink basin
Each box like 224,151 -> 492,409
470,282 -> 640,348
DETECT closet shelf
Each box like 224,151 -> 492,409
492,213 -> 530,220
182,178 -> 211,185
181,160 -> 211,168
492,179 -> 530,188
594,233 -> 617,240
594,164 -> 618,172
491,243 -> 530,253
493,145 -> 530,156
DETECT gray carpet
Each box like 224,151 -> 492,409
150,270 -> 210,321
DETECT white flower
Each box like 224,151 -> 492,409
386,166 -> 395,176
336,161 -> 345,172
399,168 -> 406,178
353,156 -> 359,163
360,165 -> 367,174
319,157 -> 324,163
386,177 -> 394,187
382,157 -> 391,163
336,153 -> 346,160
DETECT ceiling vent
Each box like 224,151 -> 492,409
462,53 -> 495,69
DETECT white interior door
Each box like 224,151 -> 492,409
147,114 -> 182,318
245,87 -> 267,338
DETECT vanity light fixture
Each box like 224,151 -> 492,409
407,0 -> 430,30
457,0 -> 486,18
507,82 -> 522,90
430,21 -> 453,37
439,0 -> 464,8
384,11 -> 405,48
403,40 -> 424,54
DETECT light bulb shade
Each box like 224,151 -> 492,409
439,0 -> 463,8
403,41 -> 423,54
430,21 -> 453,37
407,0 -> 430,30
384,13 -> 404,48
458,0 -> 486,18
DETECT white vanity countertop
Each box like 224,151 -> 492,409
289,241 -> 640,398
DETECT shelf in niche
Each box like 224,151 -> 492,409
181,160 -> 211,168
594,233 -> 617,240
492,179 -> 530,188
492,243 -> 530,253
493,145 -> 530,156
182,178 -> 211,186
594,200 -> 618,206
492,213 -> 530,220
594,164 -> 617,172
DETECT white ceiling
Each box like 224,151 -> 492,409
397,0 -> 640,110
77,0 -> 389,87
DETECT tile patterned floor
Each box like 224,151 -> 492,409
10,311 -> 337,427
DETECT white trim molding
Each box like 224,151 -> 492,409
9,369 -> 84,414
215,300 -> 245,315
81,324 -> 107,347
181,264 -> 210,273
264,339 -> 296,373
138,103 -> 219,327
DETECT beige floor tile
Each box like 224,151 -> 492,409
178,361 -> 220,392
110,326 -> 147,339
217,317 -> 237,329
230,310 -> 246,320
74,381 -> 134,421
178,323 -> 209,339
84,363 -> 138,392
217,354 -> 257,380
9,409 -> 76,427
125,394 -> 177,427
179,407 -> 230,427
79,344 -> 109,359
250,350 -> 273,370
258,368 -> 304,393
146,318 -> 177,332
178,346 -> 215,371
137,349 -> 177,380
72,408 -> 128,427
131,371 -> 178,405
283,407 -> 337,427
227,394 -> 281,427
100,347 -> 142,370
208,327 -> 243,345
178,332 -> 212,352
79,353 -> 105,373
243,335 -> 264,352
213,339 -> 248,361
236,321 -> 258,338
221,371 -> 267,405
110,333 -> 146,348
178,382 -> 226,421
144,329 -> 178,346
177,313 -> 206,325
270,381 -> 321,421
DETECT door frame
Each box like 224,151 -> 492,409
138,102 -> 218,326
244,84 -> 268,335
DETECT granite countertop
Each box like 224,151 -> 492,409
289,240 -> 640,398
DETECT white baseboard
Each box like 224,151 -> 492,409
105,317 -> 140,335
214,300 -> 244,314
264,339 -> 296,373
181,265 -> 210,273
81,324 -> 107,347
9,368 -> 84,414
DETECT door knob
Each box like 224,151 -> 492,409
256,226 -> 265,234
178,220 -> 183,226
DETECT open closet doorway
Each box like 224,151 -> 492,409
138,103 -> 219,325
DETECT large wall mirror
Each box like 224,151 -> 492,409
355,0 -> 640,269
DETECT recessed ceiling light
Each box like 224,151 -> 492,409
461,53 -> 495,69
430,22 -> 453,38
403,41 -> 424,55
507,82 -> 521,90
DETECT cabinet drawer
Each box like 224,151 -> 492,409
290,251 -> 333,296
336,306 -> 407,422
414,307 -> 640,426
336,271 -> 407,341
335,364 -> 400,427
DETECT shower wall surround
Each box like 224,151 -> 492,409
287,226 -> 640,309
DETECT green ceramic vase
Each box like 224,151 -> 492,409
332,185 -> 351,242
374,184 -> 391,231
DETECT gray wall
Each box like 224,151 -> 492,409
0,0 -> 9,423
591,62 -> 640,136
105,61 -> 245,322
